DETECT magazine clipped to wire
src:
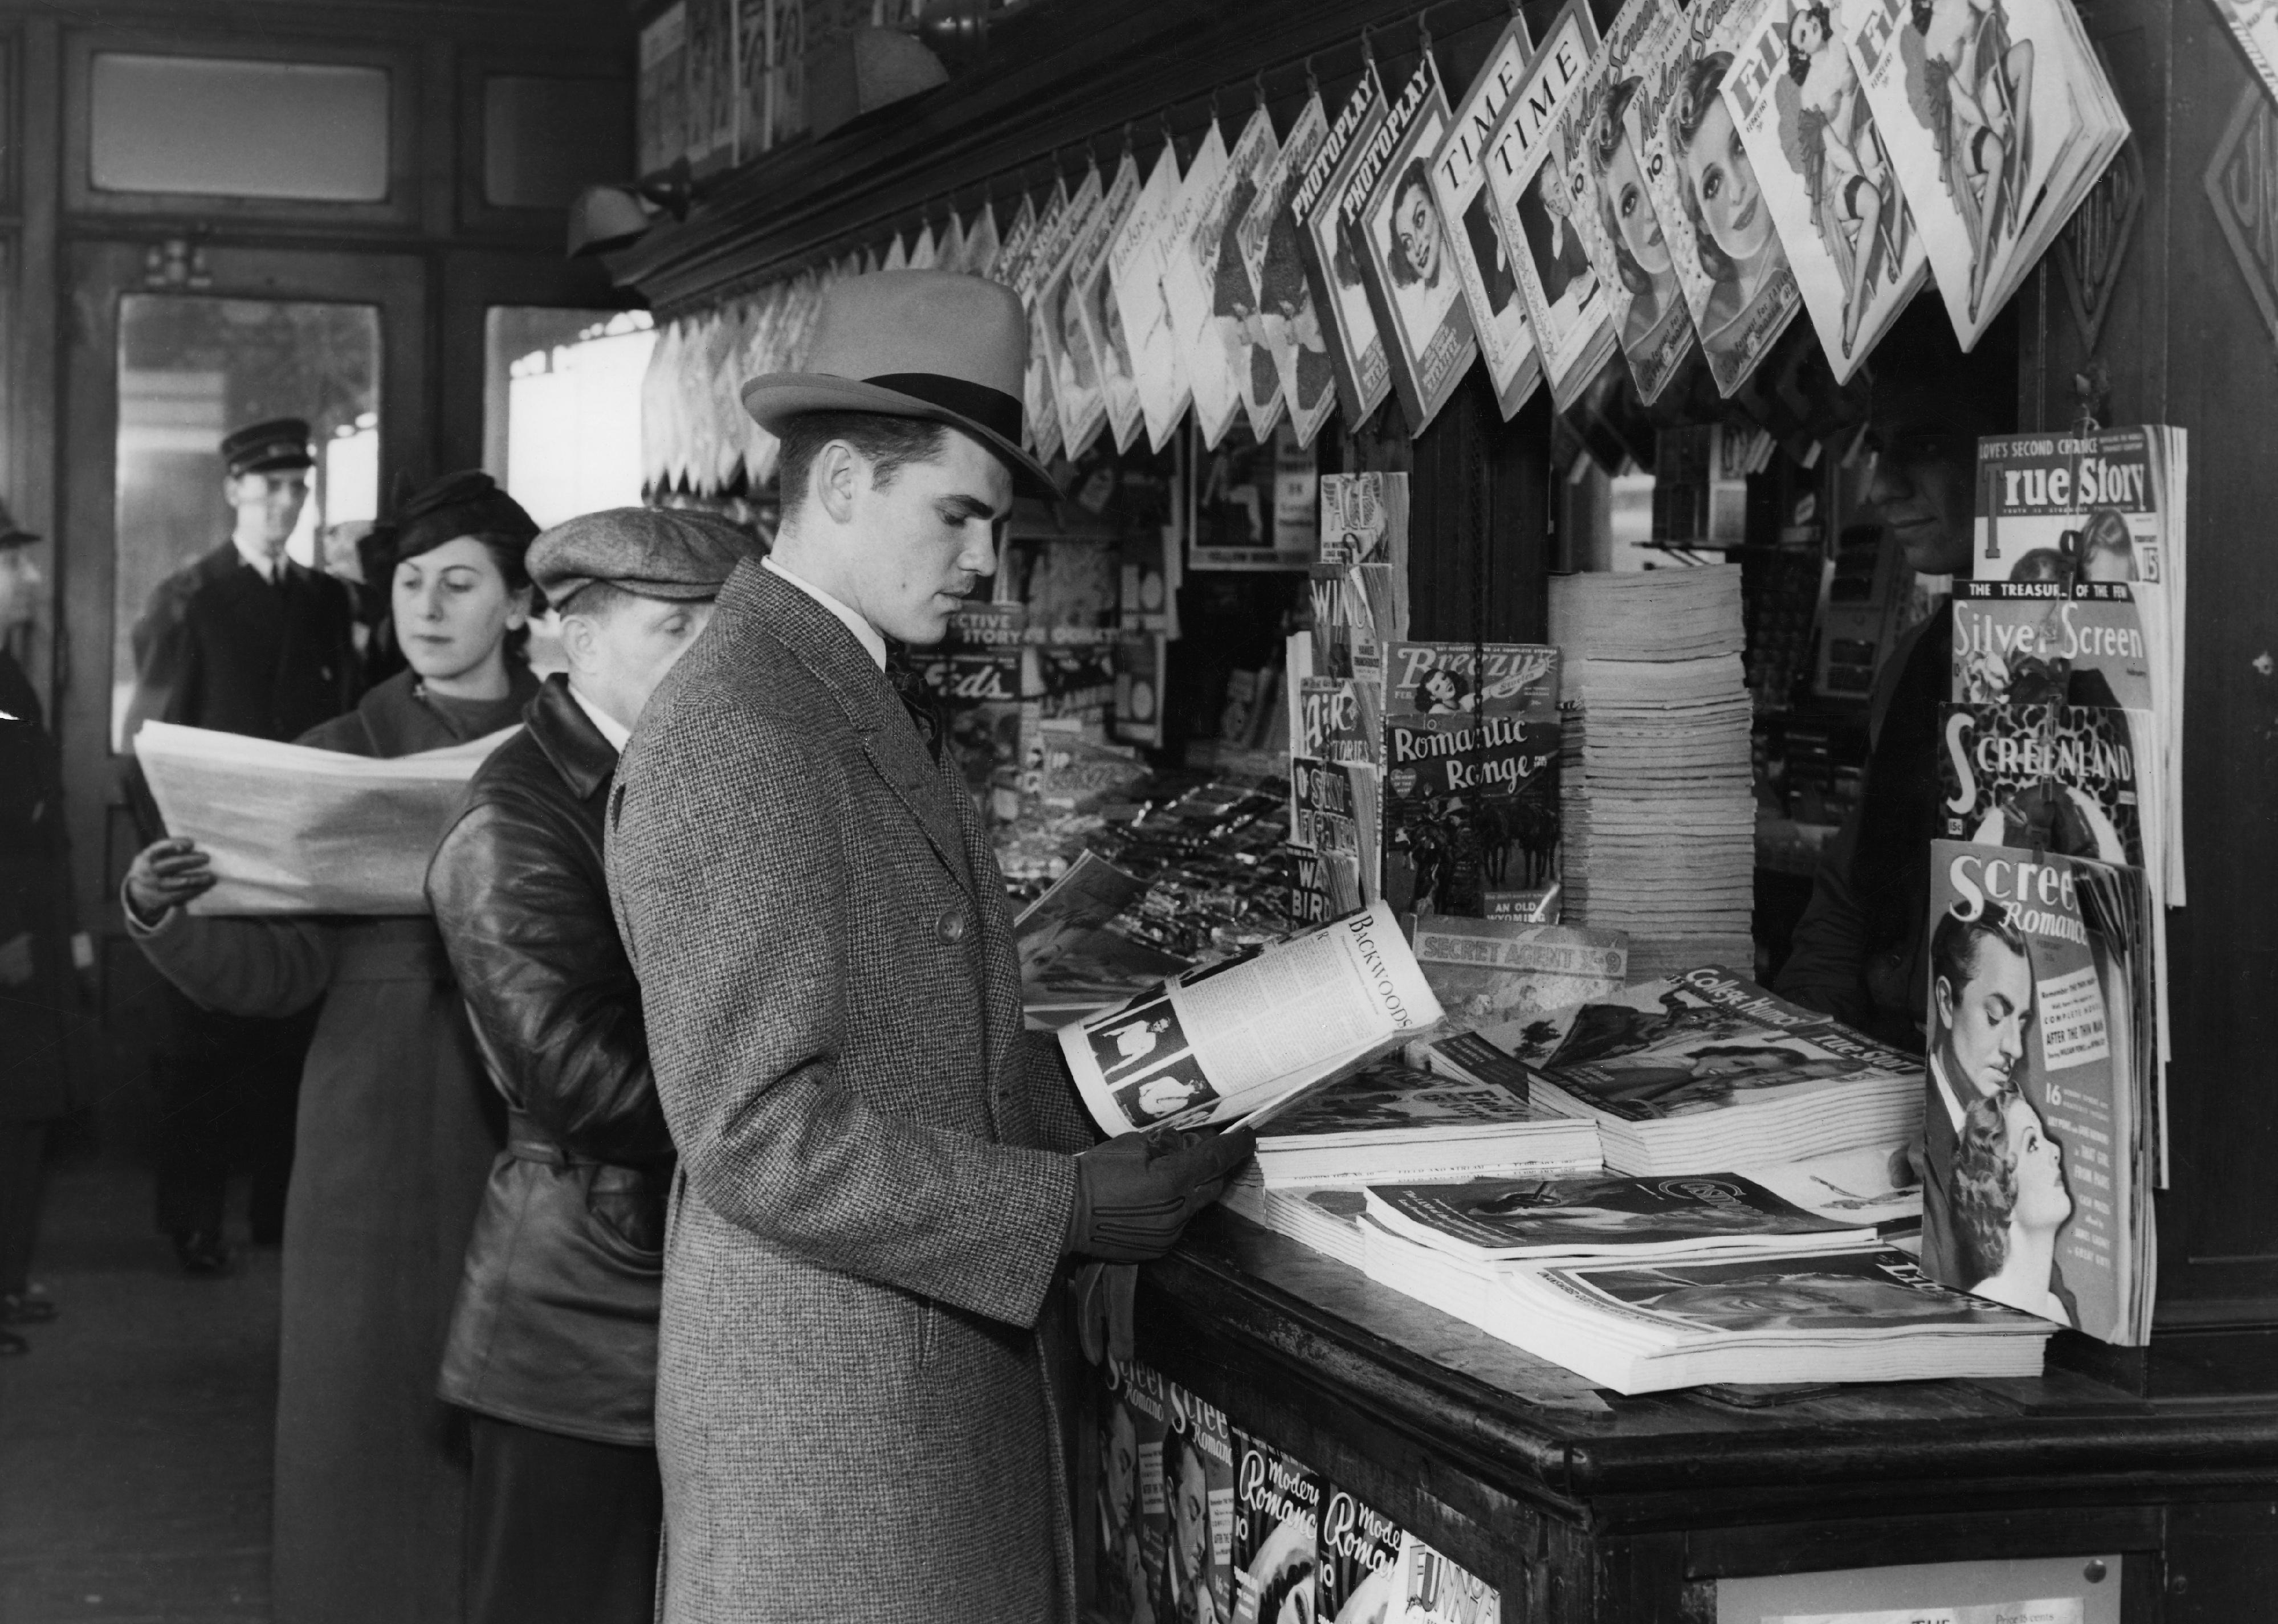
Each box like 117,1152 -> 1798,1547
1061,903 -> 1445,1137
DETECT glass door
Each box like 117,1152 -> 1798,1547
59,241 -> 426,1125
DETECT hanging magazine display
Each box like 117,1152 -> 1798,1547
1721,0 -> 1929,382
1481,0 -> 1612,410
1219,105 -> 1291,443
1240,94 -> 1339,446
1159,120 -> 1244,449
1292,63 -> 1396,429
1633,0 -> 1804,394
1582,0 -> 1701,404
1936,701 -> 2143,868
1351,50 -> 1478,435
1843,0 -> 2129,349
961,201 -> 1001,278
1952,582 -> 2152,712
1038,166 -> 1109,460
1077,154 -> 1148,454
1110,146 -> 1195,451
1014,181 -> 1074,463
1924,841 -> 2156,1345
1426,6 -> 1545,419
2210,0 -> 2278,111
1379,641 -> 1563,921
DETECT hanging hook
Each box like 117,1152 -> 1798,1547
1303,54 -> 1319,96
1207,84 -> 1221,129
1360,23 -> 1375,66
1417,2 -> 1434,54
1254,68 -> 1269,112
1121,119 -> 1135,157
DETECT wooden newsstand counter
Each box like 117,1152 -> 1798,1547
1124,1209 -> 2278,1622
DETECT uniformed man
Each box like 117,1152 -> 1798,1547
127,417 -> 362,1274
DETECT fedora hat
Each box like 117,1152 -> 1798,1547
740,271 -> 1056,497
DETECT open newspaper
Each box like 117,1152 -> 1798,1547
134,720 -> 514,915
1061,903 -> 1444,1136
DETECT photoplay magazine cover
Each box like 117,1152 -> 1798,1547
1352,48 -> 1479,435
1293,62 -> 1395,429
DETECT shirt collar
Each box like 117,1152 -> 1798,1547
567,682 -> 632,753
763,556 -> 887,671
232,535 -> 287,583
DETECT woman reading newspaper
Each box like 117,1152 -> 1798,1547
120,472 -> 542,1624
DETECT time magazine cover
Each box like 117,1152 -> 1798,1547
1316,1486 -> 1403,1624
1164,1384 -> 1237,1624
1583,0 -> 1701,405
1924,840 -> 2155,1344
1379,642 -> 1562,921
1158,120 -> 1242,450
1238,94 -> 1338,447
1037,166 -> 1110,459
1936,701 -> 2144,869
1098,1358 -> 1172,1624
1721,0 -> 1927,383
1077,154 -> 1148,454
1350,50 -> 1479,436
1479,3 -> 1612,412
1110,145 -> 1196,451
1232,1433 -> 1322,1624
1633,0 -> 1804,394
1291,63 -> 1396,429
1425,7 -> 1544,420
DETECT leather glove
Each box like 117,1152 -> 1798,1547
1071,1260 -> 1138,1365
1064,1124 -> 1257,1264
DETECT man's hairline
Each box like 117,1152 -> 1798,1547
783,415 -> 1013,509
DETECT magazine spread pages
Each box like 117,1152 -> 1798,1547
1424,9 -> 1543,420
1061,903 -> 1445,1136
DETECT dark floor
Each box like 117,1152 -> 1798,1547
0,1161 -> 276,1623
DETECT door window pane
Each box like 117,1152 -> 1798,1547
113,295 -> 381,745
484,308 -> 654,529
89,54 -> 392,202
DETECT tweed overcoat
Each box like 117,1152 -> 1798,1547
605,560 -> 1095,1624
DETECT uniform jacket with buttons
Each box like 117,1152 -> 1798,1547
126,544 -> 362,745
605,559 -> 1094,1624
427,673 -> 671,1446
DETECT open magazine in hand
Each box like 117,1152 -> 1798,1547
1060,903 -> 1446,1138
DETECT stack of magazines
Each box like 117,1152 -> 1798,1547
1244,1054 -> 1600,1188
1548,569 -> 1755,980
1423,966 -> 1923,1174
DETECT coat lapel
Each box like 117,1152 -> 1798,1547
735,562 -> 973,893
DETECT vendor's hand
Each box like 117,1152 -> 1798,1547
1065,1124 -> 1257,1264
124,837 -> 215,923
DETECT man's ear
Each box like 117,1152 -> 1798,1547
558,611 -> 596,673
815,441 -> 862,525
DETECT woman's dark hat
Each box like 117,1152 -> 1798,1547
389,471 -> 539,569
739,271 -> 1057,498
222,418 -> 315,478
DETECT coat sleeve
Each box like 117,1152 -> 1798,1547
608,706 -> 1077,1332
1770,808 -> 1876,1030
1021,1029 -> 1101,1156
428,797 -> 671,1167
128,903 -> 333,1019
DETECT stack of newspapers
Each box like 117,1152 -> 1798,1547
1549,569 -> 1755,981
1420,966 -> 1924,1175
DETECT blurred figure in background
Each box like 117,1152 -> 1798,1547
126,417 -> 362,1274
0,505 -> 85,1355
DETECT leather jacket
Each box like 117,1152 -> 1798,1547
426,674 -> 672,1445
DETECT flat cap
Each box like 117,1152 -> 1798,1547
529,507 -> 758,609
222,418 -> 315,478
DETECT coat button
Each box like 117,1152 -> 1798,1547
936,908 -> 968,944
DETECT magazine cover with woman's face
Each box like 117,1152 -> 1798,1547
1354,52 -> 1478,435
1633,0 -> 1804,394
1232,1433 -> 1321,1624
1239,96 -> 1338,447
1925,840 -> 2152,1344
1720,0 -> 1927,383
1293,64 -> 1395,429
1075,154 -> 1148,454
1162,1384 -> 1236,1624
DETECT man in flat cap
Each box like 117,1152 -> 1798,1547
606,270 -> 1253,1623
127,417 -> 362,1274
427,506 -> 755,1624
